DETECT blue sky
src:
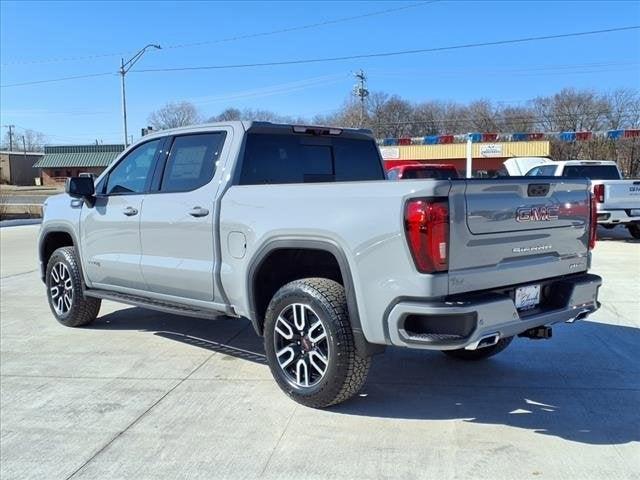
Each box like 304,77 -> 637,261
1,0 -> 639,145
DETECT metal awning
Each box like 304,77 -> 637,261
34,144 -> 124,169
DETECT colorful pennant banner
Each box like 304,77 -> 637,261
378,129 -> 640,146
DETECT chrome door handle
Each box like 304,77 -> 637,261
188,206 -> 209,218
122,206 -> 138,216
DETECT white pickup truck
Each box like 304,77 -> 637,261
505,158 -> 640,238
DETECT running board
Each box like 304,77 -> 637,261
84,289 -> 227,319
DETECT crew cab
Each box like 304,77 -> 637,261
387,163 -> 459,180
506,158 -> 640,238
38,122 -> 602,408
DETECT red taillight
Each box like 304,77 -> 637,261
593,184 -> 605,203
404,199 -> 449,273
589,192 -> 597,250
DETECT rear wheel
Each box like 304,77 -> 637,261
628,224 -> 640,239
264,278 -> 370,408
46,247 -> 101,327
442,336 -> 513,361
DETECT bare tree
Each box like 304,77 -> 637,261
531,88 -> 608,132
148,101 -> 202,130
497,106 -> 537,133
2,128 -> 46,151
209,108 -> 242,122
208,107 -> 307,125
367,92 -> 414,138
602,88 -> 640,130
465,100 -> 499,132
411,101 -> 447,136
147,87 -> 639,173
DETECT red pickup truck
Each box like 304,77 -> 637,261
386,163 -> 460,180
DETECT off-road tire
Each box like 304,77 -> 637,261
264,278 -> 371,408
442,336 -> 513,361
46,246 -> 101,327
628,224 -> 640,239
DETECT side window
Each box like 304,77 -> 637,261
105,139 -> 160,195
160,133 -> 226,192
387,169 -> 398,180
540,165 -> 557,176
526,167 -> 541,176
240,133 -> 385,185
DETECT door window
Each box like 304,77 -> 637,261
105,139 -> 161,195
160,133 -> 226,192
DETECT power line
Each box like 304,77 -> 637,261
2,25 -> 637,89
0,72 -> 115,88
163,1 -> 439,50
134,25 -> 639,73
183,73 -> 350,106
0,1 -> 437,67
370,60 -> 640,78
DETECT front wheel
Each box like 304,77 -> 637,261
46,246 -> 101,327
442,336 -> 513,361
628,224 -> 640,239
264,278 -> 371,408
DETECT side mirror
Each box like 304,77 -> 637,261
65,177 -> 95,207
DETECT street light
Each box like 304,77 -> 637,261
119,44 -> 161,147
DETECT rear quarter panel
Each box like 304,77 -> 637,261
219,180 -> 451,345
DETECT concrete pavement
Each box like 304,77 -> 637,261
1,225 -> 638,479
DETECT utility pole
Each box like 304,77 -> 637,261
3,125 -> 15,150
352,69 -> 369,127
21,136 -> 27,168
466,133 -> 473,178
119,44 -> 161,147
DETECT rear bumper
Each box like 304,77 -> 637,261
386,273 -> 602,350
597,208 -> 640,225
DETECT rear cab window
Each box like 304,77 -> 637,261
403,167 -> 459,180
239,132 -> 385,185
561,165 -> 621,180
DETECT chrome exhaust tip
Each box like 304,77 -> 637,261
566,309 -> 591,324
464,332 -> 500,351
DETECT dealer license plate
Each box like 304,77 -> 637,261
515,284 -> 541,310
630,209 -> 640,216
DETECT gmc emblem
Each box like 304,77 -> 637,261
516,206 -> 559,222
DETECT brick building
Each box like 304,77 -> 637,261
34,144 -> 124,186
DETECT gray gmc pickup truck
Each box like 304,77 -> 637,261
38,121 -> 602,408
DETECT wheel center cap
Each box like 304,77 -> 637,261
301,337 -> 312,352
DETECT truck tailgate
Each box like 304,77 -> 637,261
447,178 -> 591,295
600,180 -> 640,209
